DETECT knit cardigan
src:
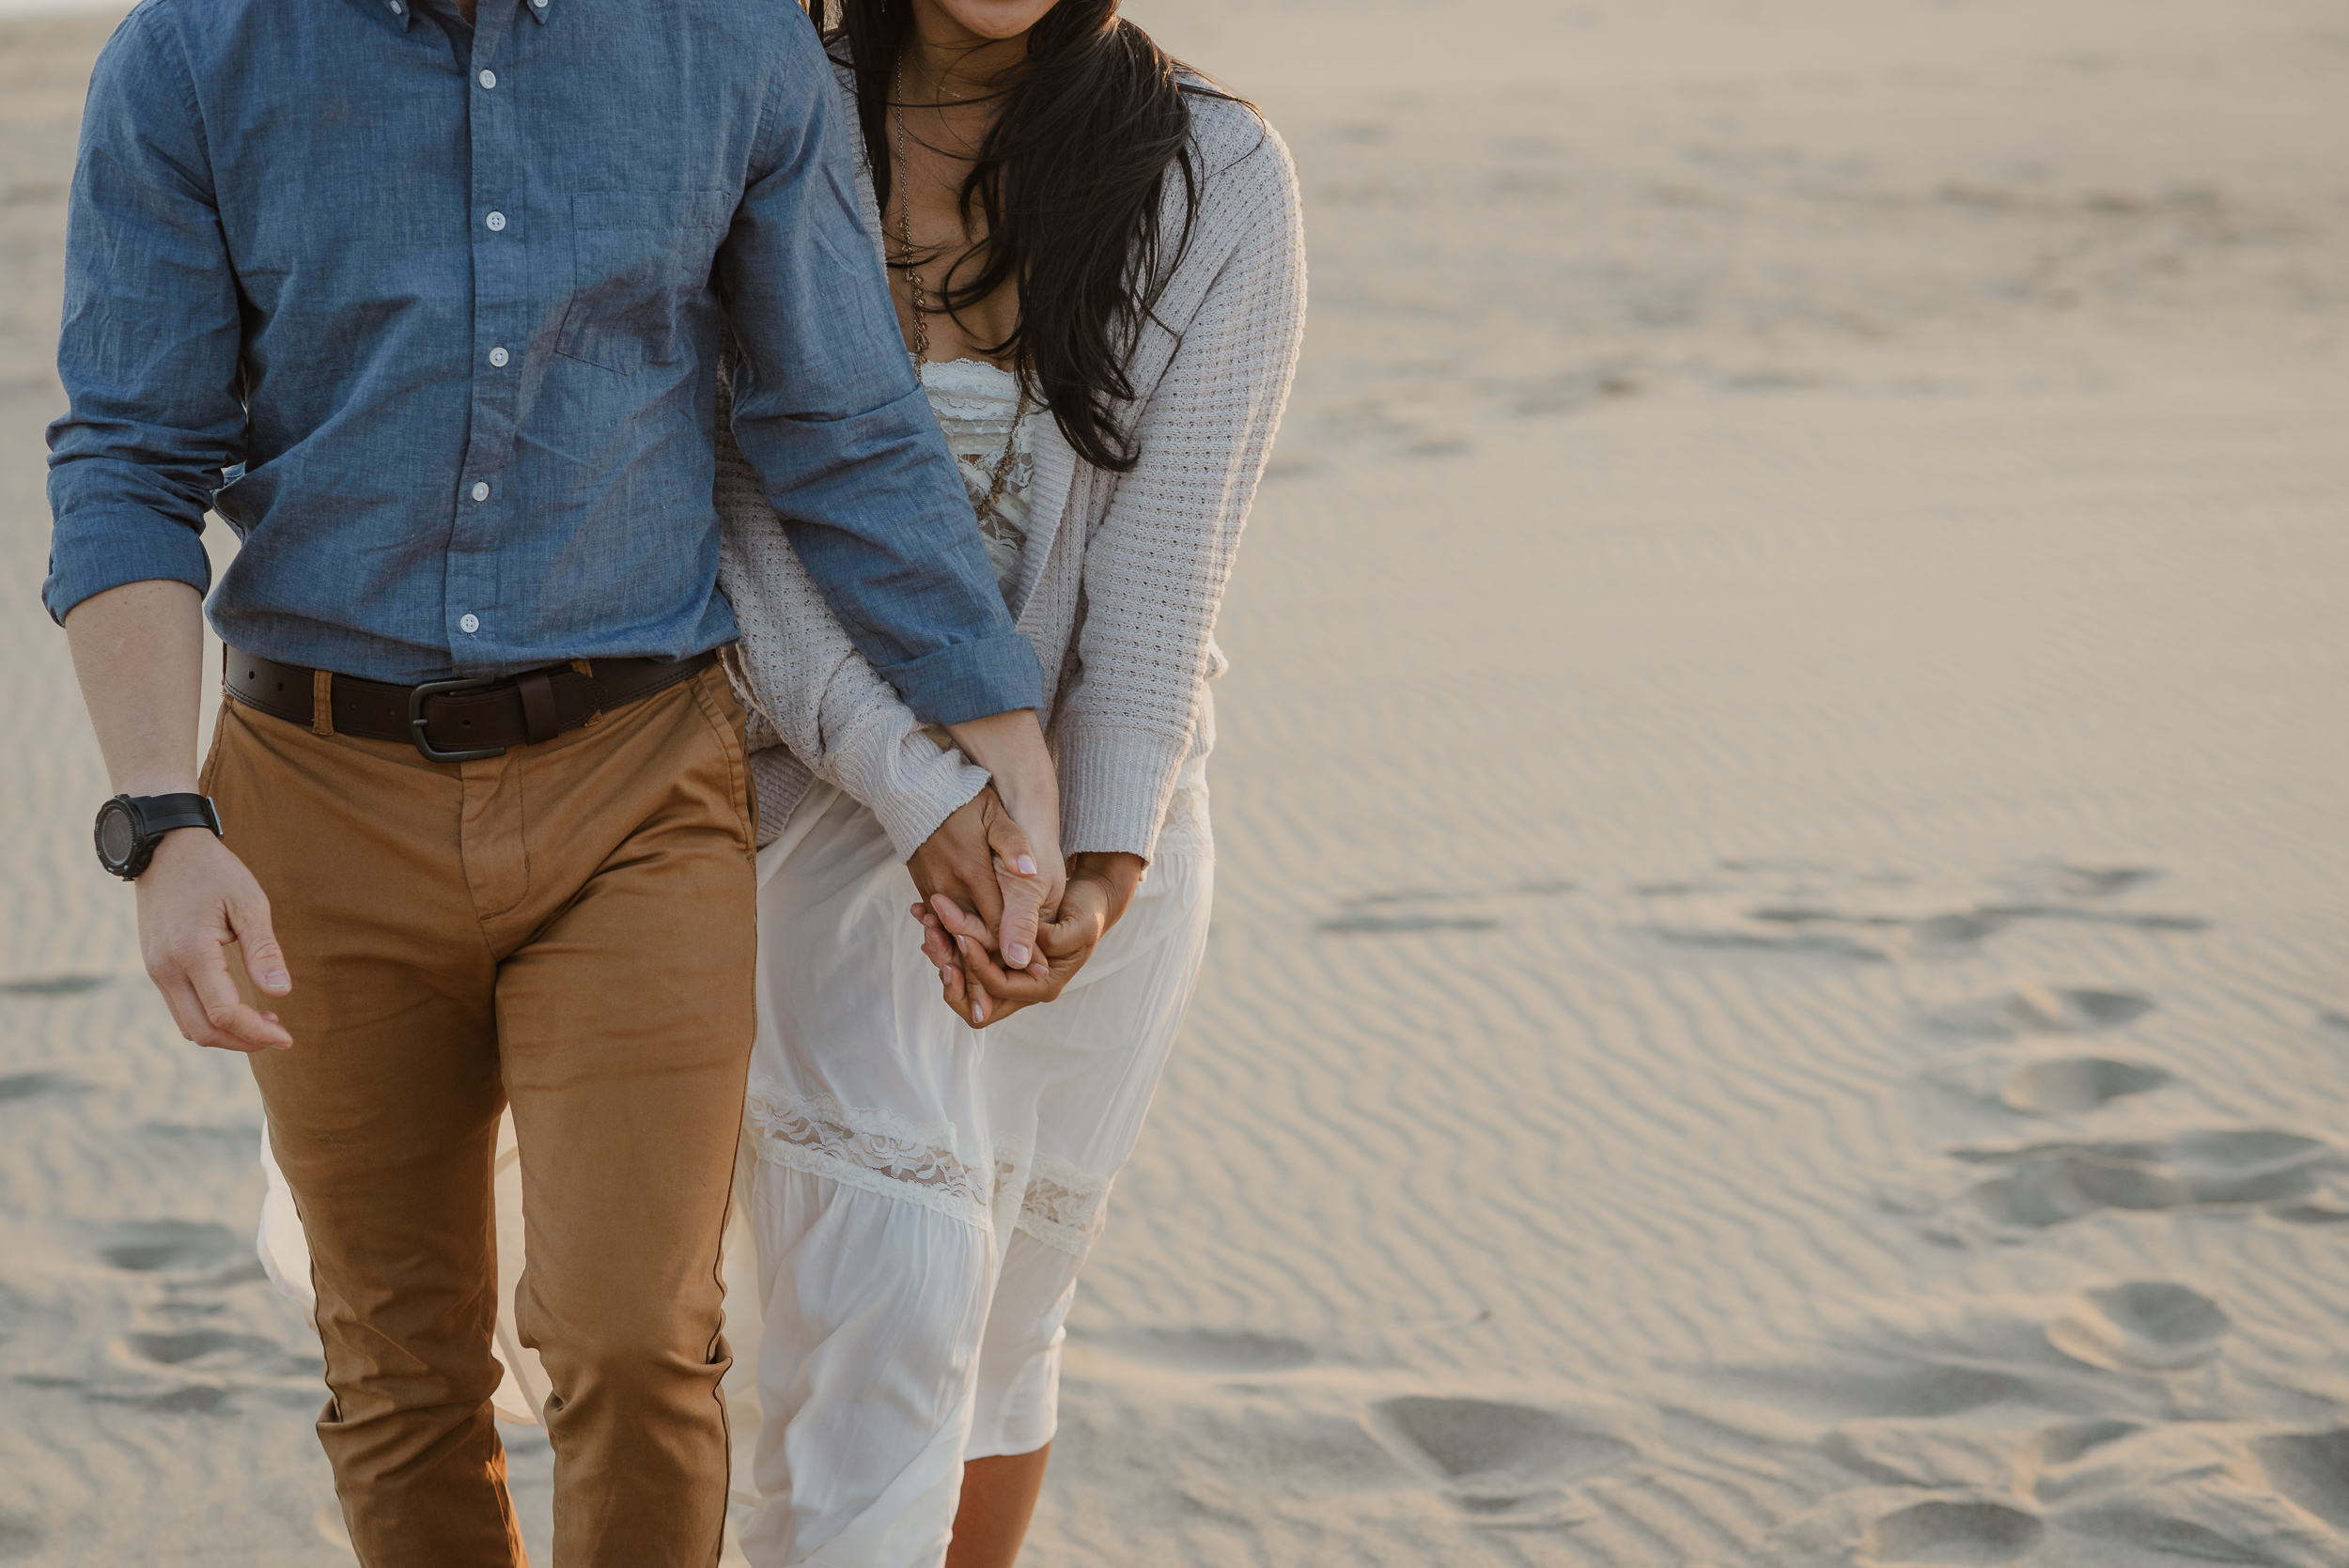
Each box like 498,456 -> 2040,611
714,69 -> 1306,862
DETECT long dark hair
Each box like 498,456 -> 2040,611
809,0 -> 1239,473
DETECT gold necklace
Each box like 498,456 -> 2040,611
892,58 -> 933,366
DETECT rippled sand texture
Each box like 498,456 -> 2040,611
6,1 -> 2349,1564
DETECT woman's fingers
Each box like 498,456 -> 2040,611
992,861 -> 1046,971
952,933 -> 1060,1002
984,807 -> 1040,882
979,798 -> 1052,968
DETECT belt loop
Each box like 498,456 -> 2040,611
517,670 -> 560,746
311,670 -> 335,738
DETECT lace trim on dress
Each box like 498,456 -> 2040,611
743,1077 -> 994,1230
1015,1154 -> 1114,1258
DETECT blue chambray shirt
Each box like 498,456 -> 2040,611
43,0 -> 1041,723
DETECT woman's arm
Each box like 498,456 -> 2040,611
935,122 -> 1308,1025
715,371 -> 1064,961
1051,125 -> 1308,861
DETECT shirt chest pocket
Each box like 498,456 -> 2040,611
557,190 -> 736,377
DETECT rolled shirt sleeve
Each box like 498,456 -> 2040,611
44,8 -> 238,625
716,21 -> 1040,727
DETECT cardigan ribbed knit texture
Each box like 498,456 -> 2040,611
715,68 -> 1306,862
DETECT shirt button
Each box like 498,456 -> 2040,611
478,70 -> 497,89
485,210 -> 506,232
385,0 -> 402,11
532,0 -> 546,9
489,346 -> 510,367
471,481 -> 490,502
459,613 -> 481,635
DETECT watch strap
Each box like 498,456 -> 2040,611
133,793 -> 223,837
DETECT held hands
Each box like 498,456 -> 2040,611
138,829 -> 294,1052
913,851 -> 1145,1029
904,785 -> 1066,977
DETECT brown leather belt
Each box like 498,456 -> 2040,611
225,646 -> 720,762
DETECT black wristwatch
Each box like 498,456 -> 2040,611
94,793 -> 223,881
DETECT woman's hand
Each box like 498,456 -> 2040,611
905,786 -> 1060,972
913,851 -> 1145,1027
929,708 -> 1066,968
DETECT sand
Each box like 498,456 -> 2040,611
4,1 -> 2346,1563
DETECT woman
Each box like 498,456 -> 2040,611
716,0 -> 1304,1561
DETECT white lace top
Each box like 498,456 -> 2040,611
920,358 -> 1033,599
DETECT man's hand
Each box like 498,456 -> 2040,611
906,787 -> 1064,973
913,851 -> 1144,1028
65,580 -> 294,1051
137,825 -> 293,1052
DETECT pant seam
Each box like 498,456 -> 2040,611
688,667 -> 756,858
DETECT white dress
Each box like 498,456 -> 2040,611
735,359 -> 1215,1566
256,359 -> 1219,1566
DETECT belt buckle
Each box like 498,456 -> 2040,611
409,675 -> 508,763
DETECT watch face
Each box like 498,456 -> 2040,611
98,801 -> 139,867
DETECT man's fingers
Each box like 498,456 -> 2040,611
919,917 -> 957,979
151,969 -> 227,1052
229,893 -> 292,995
182,942 -> 291,1051
156,960 -> 281,1054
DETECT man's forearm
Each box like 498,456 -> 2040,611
64,579 -> 207,797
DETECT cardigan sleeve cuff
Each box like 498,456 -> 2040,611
869,741 -> 992,862
1054,723 -> 1191,862
826,714 -> 994,862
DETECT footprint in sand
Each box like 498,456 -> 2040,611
1976,903 -> 2208,934
2032,1418 -> 2143,1469
2048,865 -> 2160,899
1371,1396 -> 1634,1517
0,974 -> 109,997
137,1385 -> 233,1415
1936,1128 -> 2340,1238
1999,1057 -> 2171,1115
93,1219 -> 248,1275
2044,1282 -> 2230,1373
0,1070 -> 95,1103
0,1514 -> 43,1560
1710,904 -> 2202,963
2252,1429 -> 2349,1530
121,1328 -> 286,1372
1864,1497 -> 2044,1564
1921,986 -> 2155,1040
1093,1327 -> 1315,1376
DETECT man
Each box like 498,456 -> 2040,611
45,0 -> 1054,1562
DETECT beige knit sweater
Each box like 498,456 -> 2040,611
714,69 -> 1306,862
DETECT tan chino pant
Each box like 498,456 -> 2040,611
204,662 -> 757,1568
